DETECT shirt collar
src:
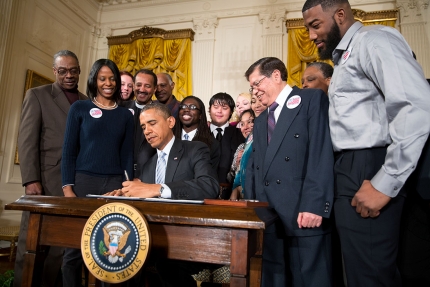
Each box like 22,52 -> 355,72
333,21 -> 363,63
135,100 -> 152,109
210,122 -> 229,133
273,84 -> 292,109
158,136 -> 175,158
182,128 -> 198,140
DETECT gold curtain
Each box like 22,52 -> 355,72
287,28 -> 319,87
107,27 -> 194,101
286,9 -> 398,88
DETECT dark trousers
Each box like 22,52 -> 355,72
334,148 -> 405,287
262,229 -> 332,287
62,173 -> 122,287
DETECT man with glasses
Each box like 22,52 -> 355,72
245,57 -> 334,287
16,50 -> 87,287
174,96 -> 220,172
155,73 -> 180,118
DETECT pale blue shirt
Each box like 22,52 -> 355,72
157,136 -> 175,198
329,21 -> 430,197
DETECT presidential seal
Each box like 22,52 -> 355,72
81,202 -> 150,283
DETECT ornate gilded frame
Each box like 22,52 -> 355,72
107,26 -> 195,45
15,70 -> 54,164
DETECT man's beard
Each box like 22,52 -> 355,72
319,20 -> 342,60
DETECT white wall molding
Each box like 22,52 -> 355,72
397,0 -> 430,77
193,17 -> 218,41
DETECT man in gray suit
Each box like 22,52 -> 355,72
15,50 -> 86,287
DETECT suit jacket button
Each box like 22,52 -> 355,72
265,181 -> 269,186
324,210 -> 329,213
256,166 -> 260,170
276,180 -> 281,184
325,202 -> 330,206
253,148 -> 255,152
285,157 -> 290,161
294,134 -> 299,138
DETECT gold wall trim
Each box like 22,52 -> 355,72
286,9 -> 399,31
107,26 -> 195,45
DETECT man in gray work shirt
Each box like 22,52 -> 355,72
303,0 -> 430,286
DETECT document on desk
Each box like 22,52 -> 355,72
86,194 -> 204,204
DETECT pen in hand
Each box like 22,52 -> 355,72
124,170 -> 130,181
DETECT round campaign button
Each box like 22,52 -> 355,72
287,95 -> 301,109
81,202 -> 151,283
90,108 -> 103,118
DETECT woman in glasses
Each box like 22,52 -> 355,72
174,96 -> 220,172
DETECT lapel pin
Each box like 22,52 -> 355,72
287,95 -> 301,109
174,157 -> 178,160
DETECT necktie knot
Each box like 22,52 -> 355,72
215,128 -> 223,142
269,101 -> 279,111
184,134 -> 189,141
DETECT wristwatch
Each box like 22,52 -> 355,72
159,186 -> 164,198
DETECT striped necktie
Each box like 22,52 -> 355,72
267,101 -> 279,144
155,151 -> 166,184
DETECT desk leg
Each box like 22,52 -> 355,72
22,213 -> 42,287
249,229 -> 263,287
230,229 -> 248,287
249,257 -> 262,287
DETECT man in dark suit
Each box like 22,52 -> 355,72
108,102 -> 218,286
16,50 -> 87,287
245,57 -> 334,287
110,102 -> 218,200
209,92 -> 245,198
122,69 -> 157,178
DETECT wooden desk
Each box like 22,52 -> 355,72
6,196 -> 277,287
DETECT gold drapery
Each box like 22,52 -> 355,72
286,9 -> 398,88
108,26 -> 194,101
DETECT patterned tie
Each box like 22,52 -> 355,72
267,101 -> 279,144
184,134 -> 189,141
215,128 -> 223,142
155,151 -> 166,184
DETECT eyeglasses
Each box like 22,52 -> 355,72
249,76 -> 266,93
54,68 -> 79,76
179,104 -> 201,111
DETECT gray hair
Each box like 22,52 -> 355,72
158,72 -> 173,84
53,50 -> 79,66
